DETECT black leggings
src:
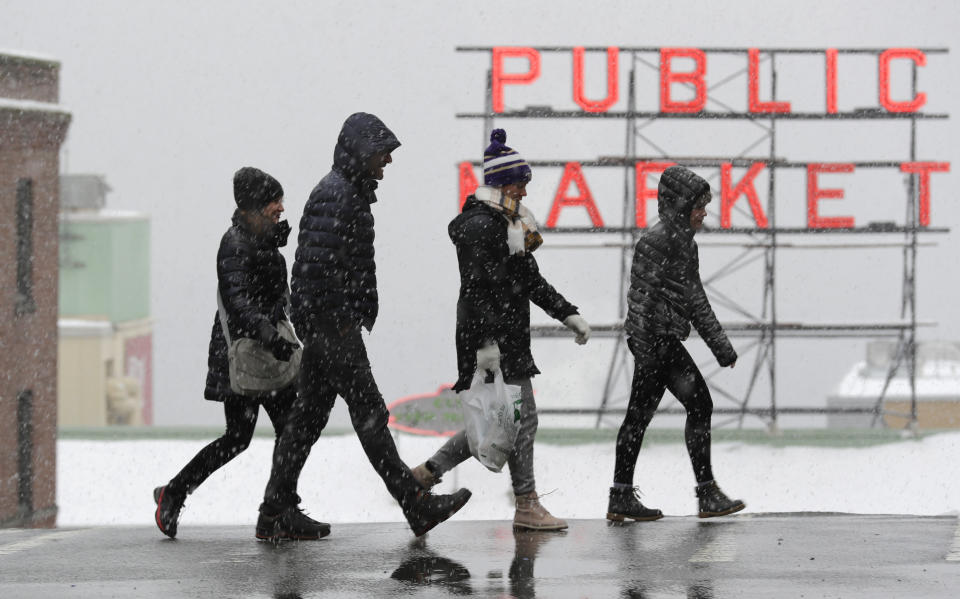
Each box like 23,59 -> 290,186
168,389 -> 293,496
614,336 -> 714,486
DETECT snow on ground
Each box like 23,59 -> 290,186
57,432 -> 960,527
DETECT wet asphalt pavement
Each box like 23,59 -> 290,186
1,514 -> 958,598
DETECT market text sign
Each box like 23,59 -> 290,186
458,46 -> 950,229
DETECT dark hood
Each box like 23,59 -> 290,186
332,112 -> 401,190
657,165 -> 711,233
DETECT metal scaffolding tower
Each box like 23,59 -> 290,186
456,46 -> 950,430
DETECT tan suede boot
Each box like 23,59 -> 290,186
513,491 -> 568,531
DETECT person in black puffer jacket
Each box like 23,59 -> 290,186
607,165 -> 745,523
258,113 -> 472,540
411,129 -> 592,531
153,166 -> 301,539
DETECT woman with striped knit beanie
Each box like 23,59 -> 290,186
476,129 -> 541,253
410,129 -> 592,531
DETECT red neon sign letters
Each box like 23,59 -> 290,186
879,48 -> 927,113
660,48 -> 706,113
573,46 -> 619,113
459,160 -> 950,230
492,46 -> 932,115
476,46 -> 949,229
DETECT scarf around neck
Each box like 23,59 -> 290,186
474,186 -> 543,253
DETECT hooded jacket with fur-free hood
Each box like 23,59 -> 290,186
290,112 -> 401,335
623,165 -> 737,367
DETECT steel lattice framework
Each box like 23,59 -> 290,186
456,46 -> 950,430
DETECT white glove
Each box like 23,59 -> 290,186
476,343 -> 501,372
563,314 -> 591,345
506,219 -> 525,255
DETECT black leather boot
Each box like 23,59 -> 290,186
606,486 -> 663,522
696,481 -> 745,518
255,502 -> 331,542
403,488 -> 472,537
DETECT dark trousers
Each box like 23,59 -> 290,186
168,388 -> 293,495
263,323 -> 420,510
614,336 -> 715,486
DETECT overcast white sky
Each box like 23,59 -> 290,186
2,0 -> 957,427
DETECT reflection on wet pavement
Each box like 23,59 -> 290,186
1,516 -> 958,598
392,536 -> 472,593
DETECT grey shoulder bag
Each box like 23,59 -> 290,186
216,290 -> 302,396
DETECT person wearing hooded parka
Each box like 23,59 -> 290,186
607,165 -> 745,522
410,129 -> 592,531
256,112 -> 472,540
153,167 -> 300,539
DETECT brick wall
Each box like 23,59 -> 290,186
0,54 -> 59,103
0,52 -> 70,528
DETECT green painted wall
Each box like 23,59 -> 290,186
59,216 -> 150,322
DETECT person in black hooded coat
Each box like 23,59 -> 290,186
607,165 -> 745,523
257,112 -> 471,540
153,166 -> 300,539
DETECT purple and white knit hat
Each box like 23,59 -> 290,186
483,129 -> 532,187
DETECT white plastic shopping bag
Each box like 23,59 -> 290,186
459,369 -> 523,472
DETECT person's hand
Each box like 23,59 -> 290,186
721,350 -> 738,369
267,333 -> 299,361
476,343 -> 501,373
563,314 -> 591,345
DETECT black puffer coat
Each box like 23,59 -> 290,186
205,212 -> 292,400
451,197 -> 579,391
624,166 -> 737,367
290,113 -> 401,334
